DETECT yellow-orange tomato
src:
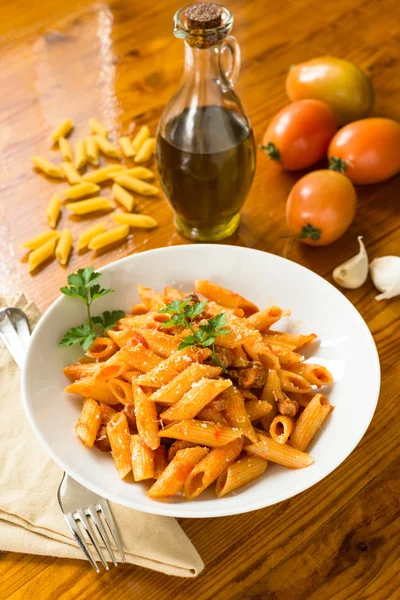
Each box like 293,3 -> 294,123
286,170 -> 357,246
261,100 -> 337,171
328,118 -> 400,184
286,57 -> 374,125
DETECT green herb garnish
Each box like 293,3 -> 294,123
59,267 -> 125,351
159,297 -> 230,370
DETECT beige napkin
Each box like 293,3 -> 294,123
0,294 -> 203,577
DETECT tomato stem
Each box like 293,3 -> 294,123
298,223 -> 322,241
329,156 -> 348,173
259,142 -> 280,162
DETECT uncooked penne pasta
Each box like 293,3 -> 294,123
184,438 -> 243,499
89,117 -> 108,138
137,328 -> 181,358
20,230 -> 60,250
119,136 -> 135,158
107,412 -> 132,478
132,125 -> 150,153
112,183 -> 135,212
131,435 -> 155,480
245,434 -> 314,468
160,378 -> 232,422
286,363 -> 334,387
133,383 -> 160,450
245,399 -> 272,421
50,119 -> 73,143
75,398 -> 101,448
31,156 -> 64,179
221,386 -> 258,443
55,228 -> 73,265
270,415 -> 295,444
216,456 -> 267,497
59,136 -> 73,162
134,137 -> 156,163
65,198 -> 114,215
153,445 -> 168,478
195,280 -> 258,316
112,213 -> 159,229
137,347 -> 211,388
138,284 -> 165,311
149,364 -> 221,405
95,344 -> 162,380
74,139 -> 88,170
159,420 -> 243,448
247,306 -> 283,331
28,238 -> 57,272
125,166 -> 155,180
277,369 -> 312,394
62,181 -> 100,200
62,161 -> 82,184
94,135 -> 121,158
88,225 -> 129,250
85,136 -> 99,166
77,222 -> 106,251
63,362 -> 99,381
46,193 -> 62,228
290,393 -> 331,451
65,377 -> 119,405
83,165 -> 126,183
148,446 -> 208,498
114,174 -> 158,196
86,337 -> 118,360
108,379 -> 133,405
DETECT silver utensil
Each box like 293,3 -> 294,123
0,306 -> 126,572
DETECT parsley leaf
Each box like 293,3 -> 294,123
59,324 -> 95,352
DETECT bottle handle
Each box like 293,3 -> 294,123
219,35 -> 241,88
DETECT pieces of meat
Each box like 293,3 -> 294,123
213,347 -> 235,369
123,403 -> 137,430
275,390 -> 299,417
228,361 -> 268,389
94,425 -> 111,452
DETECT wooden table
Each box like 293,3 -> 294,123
1,0 -> 400,598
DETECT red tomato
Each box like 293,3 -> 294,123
328,118 -> 400,184
261,100 -> 337,171
286,170 -> 357,246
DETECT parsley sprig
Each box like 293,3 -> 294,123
59,267 -> 125,351
159,297 -> 230,370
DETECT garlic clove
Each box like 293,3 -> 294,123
369,256 -> 400,301
333,236 -> 369,289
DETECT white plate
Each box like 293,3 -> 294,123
21,245 -> 380,518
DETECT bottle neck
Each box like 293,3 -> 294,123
183,42 -> 221,80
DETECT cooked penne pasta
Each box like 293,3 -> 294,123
114,174 -> 159,196
243,337 -> 280,371
121,370 -> 142,383
286,363 -> 334,387
28,237 -> 57,272
196,405 -> 228,425
136,328 -> 181,358
75,398 -> 101,448
167,440 -> 197,461
88,225 -> 130,249
213,314 -> 259,349
94,344 -> 163,380
99,402 -> 117,424
46,193 -> 62,228
62,181 -> 100,200
107,328 -> 140,348
134,137 -> 156,163
108,378 -> 134,405
112,183 -> 135,212
133,383 -> 160,450
107,412 -> 132,478
94,135 -> 122,158
159,420 -> 243,447
125,166 -> 155,180
131,304 -> 148,315
247,306 -> 284,331
245,433 -> 314,468
112,213 -> 158,228
55,228 -> 73,265
290,393 -> 331,451
50,119 -> 73,143
63,362 -> 99,381
20,230 -> 60,250
215,456 -> 267,497
268,343 -> 303,365
221,386 -> 258,443
77,222 -> 106,251
149,364 -> 221,405
74,139 -> 88,170
62,161 -> 82,184
65,198 -> 114,215
85,136 -> 100,166
154,445 -> 168,478
184,438 -> 243,499
87,337 -> 118,360
277,369 -> 312,394
132,125 -> 150,153
119,136 -> 135,158
59,136 -> 73,162
245,399 -> 272,422
138,284 -> 165,311
119,312 -> 168,330
263,331 -> 317,349
148,446 -> 208,497
287,392 -> 315,409
160,378 -> 232,422
131,434 -> 155,480
270,415 -> 295,444
65,377 -> 119,405
260,370 -> 281,431
31,156 -> 64,179
89,117 -> 108,138
137,347 -> 211,388
195,280 -> 258,316
83,164 -> 126,183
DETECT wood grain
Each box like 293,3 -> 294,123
0,0 -> 399,598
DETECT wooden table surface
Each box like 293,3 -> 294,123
1,0 -> 400,598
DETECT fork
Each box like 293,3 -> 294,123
0,306 -> 126,572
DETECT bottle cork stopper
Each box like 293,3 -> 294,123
185,2 -> 223,30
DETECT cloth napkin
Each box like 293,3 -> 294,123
0,293 -> 204,577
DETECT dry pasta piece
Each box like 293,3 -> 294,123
62,161 -> 81,184
159,420 -> 243,447
148,446 -> 208,498
149,364 -> 221,405
245,399 -> 272,422
107,412 -> 132,478
290,393 -> 331,451
154,445 -> 168,478
88,225 -> 129,249
108,379 -> 133,405
245,433 -> 314,468
59,136 -> 73,162
160,378 -> 232,422
136,328 -> 181,358
119,136 -> 135,158
94,343 -> 162,380
85,136 -> 100,166
46,193 -> 62,228
99,402 -> 117,424
195,280 -> 258,316
62,181 -> 100,200
31,156 -> 64,179
112,213 -> 158,229
65,198 -> 114,215
114,174 -> 159,196
286,363 -> 334,387
133,383 -> 160,450
86,336 -> 118,360
94,135 -> 122,158
221,386 -> 258,443
63,362 -> 99,381
65,377 -> 119,405
247,306 -> 284,332
75,398 -> 101,448
216,456 -> 267,498
55,228 -> 73,265
270,415 -> 295,444
259,370 -> 280,432
138,284 -> 165,311
277,369 -> 312,394
137,347 -> 211,388
184,437 -> 243,499
89,118 -> 108,138
50,119 -> 73,143
264,331 -> 317,349
131,435 -> 155,480
83,165 -> 126,183
125,166 -> 154,180
132,125 -> 150,153
28,238 -> 57,272
77,222 -> 106,251
134,137 -> 156,163
112,183 -> 135,212
20,230 -> 60,250
74,139 -> 88,170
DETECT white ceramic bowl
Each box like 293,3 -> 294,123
22,245 -> 380,518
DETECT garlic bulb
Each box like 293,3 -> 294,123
333,237 -> 369,289
369,256 -> 400,301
